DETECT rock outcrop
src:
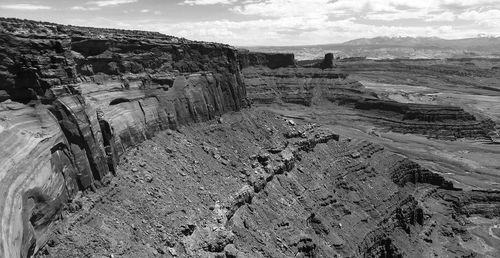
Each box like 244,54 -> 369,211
238,50 -> 295,69
316,53 -> 336,69
0,18 -> 246,258
355,99 -> 495,140
243,66 -> 371,106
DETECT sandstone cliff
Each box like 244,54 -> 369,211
238,50 -> 295,69
243,67 -> 371,106
2,19 -> 499,258
355,99 -> 495,140
0,18 -> 246,257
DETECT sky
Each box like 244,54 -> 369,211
0,0 -> 499,46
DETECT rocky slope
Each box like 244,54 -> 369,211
0,18 -> 246,258
36,110 -> 500,257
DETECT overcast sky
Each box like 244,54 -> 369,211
0,0 -> 499,46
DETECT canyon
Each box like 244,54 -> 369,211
0,18 -> 499,258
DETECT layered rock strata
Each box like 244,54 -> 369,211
243,67 -> 372,106
2,18 -> 499,258
238,50 -> 296,69
355,99 -> 495,140
0,18 -> 246,257
242,54 -> 495,140
41,110 -> 500,257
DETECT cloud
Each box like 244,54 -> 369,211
68,0 -> 500,46
426,11 -> 456,21
365,10 -> 429,21
230,0 -> 500,20
0,4 -> 52,10
71,6 -> 101,11
133,16 -> 488,46
181,0 -> 237,5
63,3 -> 500,47
8,0 -> 500,46
87,0 -> 138,7
232,0 -> 344,18
458,9 -> 500,26
440,0 -> 500,8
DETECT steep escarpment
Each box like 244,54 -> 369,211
238,50 -> 295,69
242,53 -> 495,140
243,66 -> 373,106
0,18 -> 246,258
355,99 -> 495,140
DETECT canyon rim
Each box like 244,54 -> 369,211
1,1 -> 500,257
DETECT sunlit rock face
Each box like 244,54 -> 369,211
0,18 -> 247,257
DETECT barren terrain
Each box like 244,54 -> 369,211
1,18 -> 499,258
41,57 -> 500,257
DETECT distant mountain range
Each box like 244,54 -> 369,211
246,36 -> 500,60
342,36 -> 500,49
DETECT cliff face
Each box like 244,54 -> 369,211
243,67 -> 373,106
238,52 -> 370,107
355,99 -> 495,140
242,53 -> 494,140
0,18 -> 246,258
238,50 -> 296,69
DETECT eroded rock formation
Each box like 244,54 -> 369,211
316,53 -> 336,69
37,110 -> 500,257
1,18 -> 499,258
243,67 -> 370,106
0,18 -> 246,257
238,50 -> 296,69
242,53 -> 495,140
355,99 -> 495,140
